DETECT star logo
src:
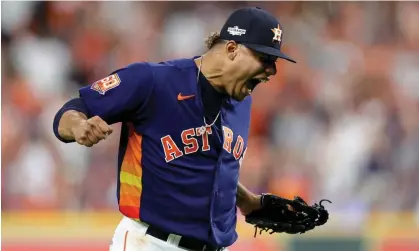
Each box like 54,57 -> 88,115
271,24 -> 283,43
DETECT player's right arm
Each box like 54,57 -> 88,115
57,110 -> 112,147
53,62 -> 154,147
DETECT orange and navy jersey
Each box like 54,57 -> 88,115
78,57 -> 251,247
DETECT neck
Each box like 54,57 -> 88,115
194,52 -> 228,94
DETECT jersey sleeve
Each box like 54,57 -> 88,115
79,62 -> 154,124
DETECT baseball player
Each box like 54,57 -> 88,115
53,7 -> 330,251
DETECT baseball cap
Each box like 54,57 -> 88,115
220,7 -> 296,63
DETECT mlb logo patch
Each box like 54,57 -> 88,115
91,73 -> 121,95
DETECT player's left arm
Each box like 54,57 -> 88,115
236,182 -> 262,215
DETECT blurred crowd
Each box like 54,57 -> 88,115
2,1 -> 419,225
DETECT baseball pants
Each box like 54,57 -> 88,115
110,216 -> 228,251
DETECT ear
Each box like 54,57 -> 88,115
225,41 -> 239,61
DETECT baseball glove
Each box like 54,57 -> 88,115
245,194 -> 331,237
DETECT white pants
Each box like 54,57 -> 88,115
110,216 -> 228,251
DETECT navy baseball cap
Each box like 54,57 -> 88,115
220,7 -> 296,63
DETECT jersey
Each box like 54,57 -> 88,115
78,57 -> 252,247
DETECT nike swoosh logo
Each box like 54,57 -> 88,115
177,93 -> 195,101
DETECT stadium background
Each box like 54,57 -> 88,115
2,1 -> 419,251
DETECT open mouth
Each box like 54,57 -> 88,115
246,78 -> 269,93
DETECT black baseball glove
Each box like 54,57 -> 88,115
245,194 -> 331,237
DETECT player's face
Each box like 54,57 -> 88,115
224,43 -> 277,101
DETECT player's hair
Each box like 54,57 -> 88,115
205,32 -> 224,50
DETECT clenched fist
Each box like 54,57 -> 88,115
58,111 -> 113,147
72,116 -> 113,147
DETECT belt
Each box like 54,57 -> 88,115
145,225 -> 224,251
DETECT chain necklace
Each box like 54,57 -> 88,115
197,54 -> 221,135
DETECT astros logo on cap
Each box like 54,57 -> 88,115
271,24 -> 282,43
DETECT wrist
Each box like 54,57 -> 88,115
250,193 -> 262,211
